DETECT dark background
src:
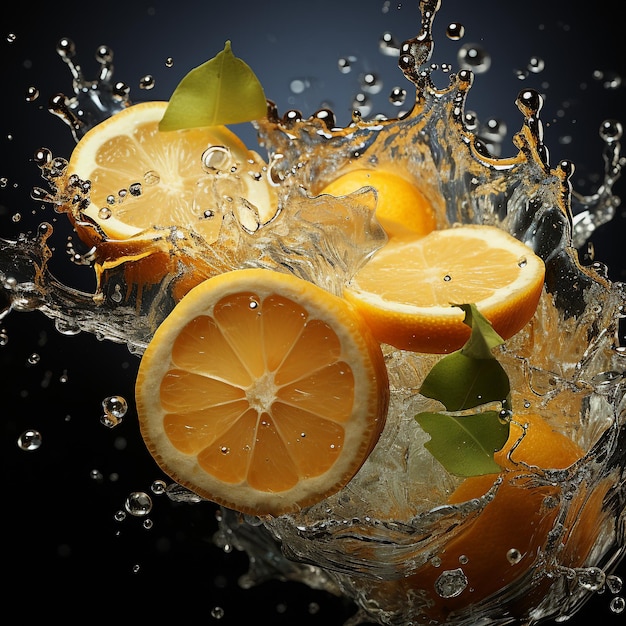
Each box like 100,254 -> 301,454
2,1 -> 625,622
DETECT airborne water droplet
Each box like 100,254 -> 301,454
457,44 -> 491,74
446,23 -> 465,40
18,429 -> 42,451
124,491 -> 153,516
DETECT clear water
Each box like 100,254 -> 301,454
1,1 -> 625,624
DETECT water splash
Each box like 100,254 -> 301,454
0,1 -> 625,625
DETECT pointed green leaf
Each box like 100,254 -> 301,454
419,351 -> 510,411
459,303 -> 505,360
414,410 -> 509,476
419,303 -> 510,410
159,40 -> 267,131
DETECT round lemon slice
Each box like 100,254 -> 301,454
136,268 -> 389,516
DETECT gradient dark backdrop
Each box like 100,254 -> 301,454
2,1 -> 625,623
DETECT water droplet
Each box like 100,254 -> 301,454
142,518 -> 154,530
528,56 -> 545,74
379,32 -> 400,56
6,33 -> 17,43
124,491 -> 153,516
220,446 -> 230,454
610,596 -> 625,614
102,395 -> 128,418
139,74 -> 155,90
27,352 -> 41,365
165,57 -> 174,68
389,86 -> 407,106
114,510 -> 127,522
98,207 -> 112,220
289,78 -> 310,94
360,72 -> 382,94
446,23 -> 465,40
25,86 -> 39,102
211,606 -> 225,619
151,479 -> 167,495
457,44 -> 491,74
338,56 -> 357,74
443,274 -> 452,282
18,429 -> 42,451
435,568 -> 468,598
607,575 -> 623,594
506,548 -> 523,564
202,146 -> 232,171
144,170 -> 160,185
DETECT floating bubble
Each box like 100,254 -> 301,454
457,44 -> 491,74
17,429 -> 42,451
446,22 -> 465,40
124,491 -> 153,517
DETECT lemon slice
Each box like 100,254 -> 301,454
136,268 -> 389,516
66,101 -> 277,244
343,224 -> 545,353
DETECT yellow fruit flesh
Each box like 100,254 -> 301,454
158,290 -> 356,492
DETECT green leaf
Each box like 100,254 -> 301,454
419,351 -> 510,411
414,303 -> 512,477
414,410 -> 509,476
159,40 -> 267,131
419,304 -> 510,410
458,303 -> 505,360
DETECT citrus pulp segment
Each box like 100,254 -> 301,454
66,100 -> 277,244
135,268 -> 389,516
343,224 -> 545,353
319,168 -> 437,240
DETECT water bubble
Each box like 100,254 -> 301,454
11,213 -> 21,223
389,86 -> 407,106
506,548 -> 523,564
211,606 -> 225,620
17,429 -> 42,451
457,44 -> 491,74
102,395 -> 128,418
6,33 -> 17,43
124,491 -> 153,516
435,568 -> 468,598
165,57 -> 174,68
360,72 -> 382,94
338,56 -> 357,74
446,23 -> 465,40
379,31 -> 400,56
25,86 -> 39,102
202,146 -> 232,170
142,518 -> 154,530
607,575 -> 623,594
139,74 -> 155,90
151,479 -> 167,495
90,468 -> 104,482
289,78 -> 310,94
27,352 -> 41,365
528,56 -> 545,73
98,207 -> 112,220
114,510 -> 127,522
144,170 -> 160,185
101,394 -> 128,427
610,596 -> 625,614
